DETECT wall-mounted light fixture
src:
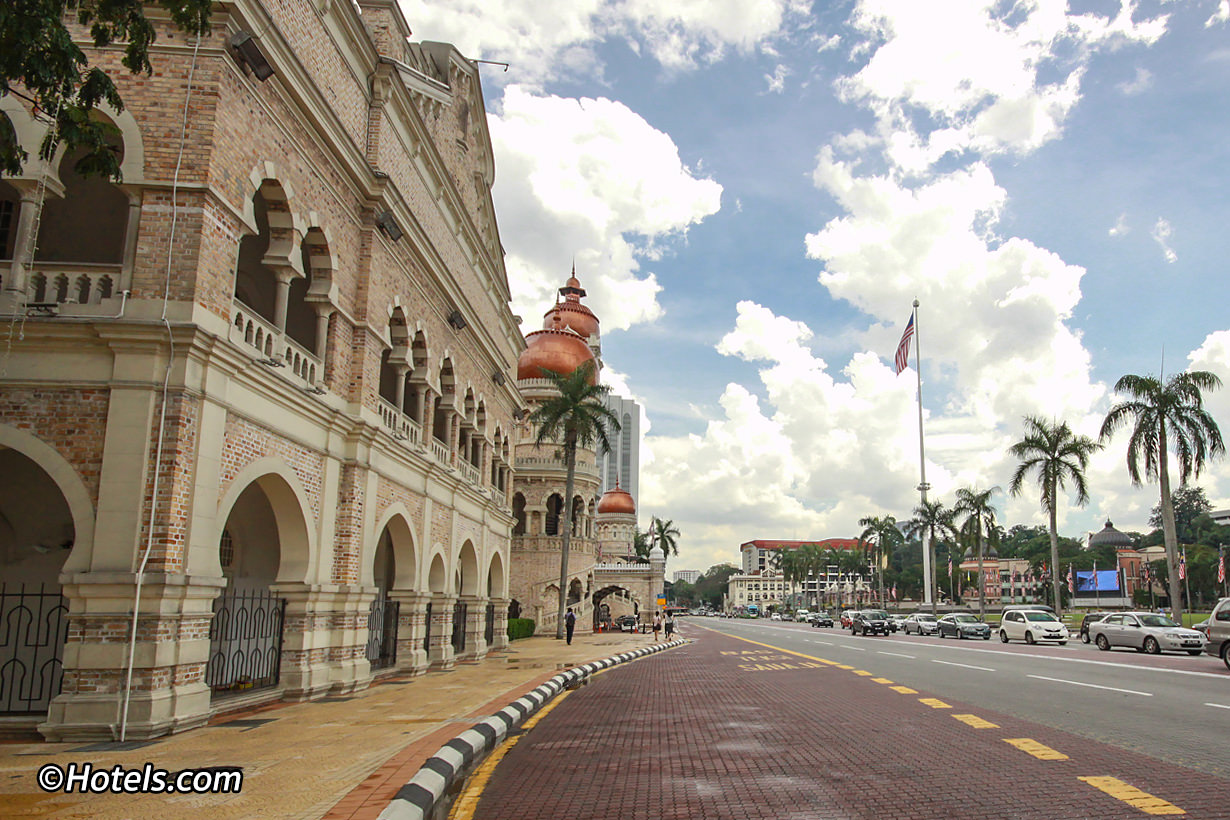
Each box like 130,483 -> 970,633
230,31 -> 275,81
257,357 -> 286,368
492,371 -> 506,386
448,309 -> 467,330
512,408 -> 527,421
376,211 -> 403,241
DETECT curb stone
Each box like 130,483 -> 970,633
374,638 -> 689,820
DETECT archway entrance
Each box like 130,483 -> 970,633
366,523 -> 407,672
208,480 -> 291,700
592,585 -> 635,631
0,447 -> 72,713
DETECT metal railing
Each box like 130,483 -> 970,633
366,597 -> 400,671
451,602 -> 467,654
206,587 -> 287,697
0,583 -> 68,714
484,604 -> 495,645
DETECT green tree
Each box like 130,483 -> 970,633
631,529 -> 651,562
1007,416 -> 1102,618
529,363 -> 620,640
954,486 -> 999,621
1,0 -> 211,178
857,515 -> 904,608
1100,371 -> 1224,624
904,499 -> 958,615
1148,485 -> 1212,544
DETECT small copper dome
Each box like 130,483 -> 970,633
516,322 -> 597,383
597,483 -> 636,514
1089,520 -> 1132,549
544,302 -> 599,338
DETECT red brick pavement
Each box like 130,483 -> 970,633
469,625 -> 1230,820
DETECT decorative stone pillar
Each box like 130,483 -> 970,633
388,589 -> 430,676
392,364 -> 410,414
460,594 -> 485,659
448,412 -> 461,466
270,582 -> 336,701
488,598 -> 510,651
312,306 -> 334,364
428,593 -> 456,669
271,268 -> 296,332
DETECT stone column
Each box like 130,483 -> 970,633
388,590 -> 430,676
428,593 -> 456,669
312,307 -> 333,364
271,269 -> 295,332
448,413 -> 461,466
392,364 -> 409,415
270,582 -> 336,701
1,185 -> 44,309
488,598 -> 510,651
459,594 -> 485,659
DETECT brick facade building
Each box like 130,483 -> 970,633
0,0 -> 520,739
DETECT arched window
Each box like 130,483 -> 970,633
512,493 -> 526,536
545,494 -> 563,536
234,188 -> 278,324
36,130 -> 128,265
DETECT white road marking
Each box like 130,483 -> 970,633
932,659 -> 995,672
878,651 -> 916,659
844,646 -> 866,651
1028,675 -> 1152,696
809,641 -> 833,646
1204,702 -> 1230,710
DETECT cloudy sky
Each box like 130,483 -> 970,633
403,0 -> 1230,575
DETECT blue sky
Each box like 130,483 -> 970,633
404,0 -> 1230,574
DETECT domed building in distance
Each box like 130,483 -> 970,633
508,270 -> 663,633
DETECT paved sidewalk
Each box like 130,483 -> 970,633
467,622 -> 1230,820
0,630 -> 661,820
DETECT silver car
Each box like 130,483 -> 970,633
902,613 -> 939,635
1089,611 -> 1206,656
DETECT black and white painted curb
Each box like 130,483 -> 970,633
375,638 -> 688,820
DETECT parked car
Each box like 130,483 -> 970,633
1089,611 -> 1206,655
998,609 -> 1069,645
902,613 -> 939,635
1079,611 -> 1113,644
1204,597 -> 1230,669
887,614 -> 908,633
840,610 -> 858,628
770,612 -> 782,621
615,615 -> 639,632
937,613 -> 991,640
809,611 -> 834,628
851,609 -> 890,636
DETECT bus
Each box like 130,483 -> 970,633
746,604 -> 760,617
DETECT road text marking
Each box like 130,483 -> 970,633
1028,675 -> 1153,696
918,698 -> 951,709
1004,738 -> 1068,760
952,714 -> 998,729
1078,776 -> 1186,816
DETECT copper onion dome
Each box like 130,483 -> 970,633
1089,520 -> 1132,549
543,269 -> 600,338
516,313 -> 597,383
597,483 -> 636,514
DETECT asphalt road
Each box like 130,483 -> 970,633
697,617 -> 1230,778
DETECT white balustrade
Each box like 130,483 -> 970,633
430,437 -> 451,466
230,300 -> 323,389
8,262 -> 122,306
457,459 -> 480,485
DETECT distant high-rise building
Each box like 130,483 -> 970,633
673,569 -> 701,584
598,394 -> 640,505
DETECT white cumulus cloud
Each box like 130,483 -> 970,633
1152,217 -> 1177,263
489,86 -> 723,332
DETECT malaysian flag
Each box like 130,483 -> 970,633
1219,546 -> 1225,585
1066,563 -> 1074,594
1179,549 -> 1187,580
891,584 -> 898,601
894,313 -> 915,374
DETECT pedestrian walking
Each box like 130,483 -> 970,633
664,612 -> 675,640
652,612 -> 662,642
565,608 -> 576,645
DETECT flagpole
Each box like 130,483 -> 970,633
912,299 -> 934,613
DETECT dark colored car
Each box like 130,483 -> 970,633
810,612 -> 834,628
937,613 -> 991,640
1079,611 -> 1113,644
851,609 -> 890,636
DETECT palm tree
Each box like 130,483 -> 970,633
651,517 -> 681,560
1100,371 -> 1224,623
1008,416 -> 1102,618
904,499 -> 958,615
796,543 -> 825,609
857,515 -> 904,608
954,487 -> 999,621
631,530 -> 651,562
529,362 -> 621,639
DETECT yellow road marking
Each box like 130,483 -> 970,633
835,664 -> 854,670
952,714 -> 998,729
890,685 -> 918,694
1004,738 -> 1068,760
852,670 -> 873,676
871,677 -> 894,684
1078,776 -> 1186,816
450,689 -> 576,819
919,698 -> 951,709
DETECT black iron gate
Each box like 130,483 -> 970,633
366,597 -> 399,670
0,583 -> 68,713
423,602 -> 432,654
484,603 -> 495,645
451,601 -> 467,653
206,587 -> 286,696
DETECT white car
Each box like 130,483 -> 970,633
998,609 -> 1069,645
902,613 -> 939,635
1091,612 -> 1207,656
770,612 -> 782,621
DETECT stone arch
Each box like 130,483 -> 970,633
457,540 -> 479,596
486,551 -> 506,599
234,175 -> 304,328
511,493 -> 526,536
0,425 -> 95,575
212,457 -> 315,584
379,306 -> 415,412
366,505 -> 419,590
427,552 -> 448,594
545,493 -> 563,536
567,577 -> 583,606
